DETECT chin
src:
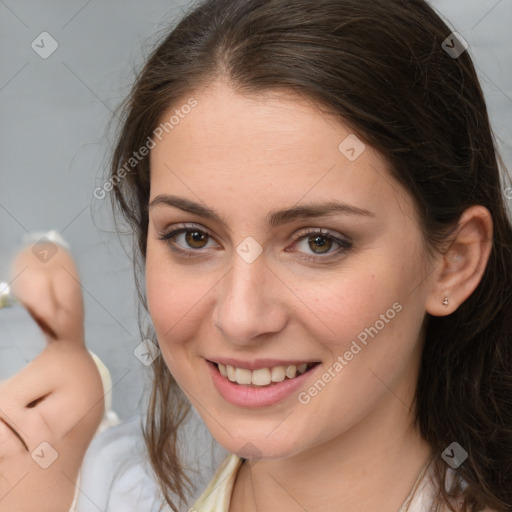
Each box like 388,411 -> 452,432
212,429 -> 304,461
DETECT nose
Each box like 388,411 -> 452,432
213,249 -> 288,345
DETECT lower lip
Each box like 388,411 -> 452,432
207,361 -> 319,408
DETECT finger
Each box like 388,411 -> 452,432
9,244 -> 85,344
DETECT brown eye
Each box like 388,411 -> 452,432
307,235 -> 333,254
185,230 -> 209,249
290,228 -> 352,262
157,224 -> 218,257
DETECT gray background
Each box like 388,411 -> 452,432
1,0 -> 511,421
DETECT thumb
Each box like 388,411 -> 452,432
9,241 -> 85,344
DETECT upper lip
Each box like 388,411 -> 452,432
206,357 -> 320,370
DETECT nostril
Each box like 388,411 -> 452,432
26,393 -> 50,409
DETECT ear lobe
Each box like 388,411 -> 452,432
425,205 -> 493,317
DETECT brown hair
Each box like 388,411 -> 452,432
108,1 -> 512,510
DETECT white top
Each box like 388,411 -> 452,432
68,350 -> 120,512
74,409 -> 226,512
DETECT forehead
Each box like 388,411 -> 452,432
149,83 -> 412,223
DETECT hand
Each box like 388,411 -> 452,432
9,240 -> 85,344
0,239 -> 105,512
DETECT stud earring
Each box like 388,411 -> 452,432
442,297 -> 449,307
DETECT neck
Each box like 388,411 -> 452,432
230,384 -> 433,512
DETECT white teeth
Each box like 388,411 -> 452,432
285,365 -> 297,379
235,368 -> 252,385
218,362 -> 313,386
298,363 -> 307,374
251,368 -> 271,386
226,365 -> 236,382
271,366 -> 286,383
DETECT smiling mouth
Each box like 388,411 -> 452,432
210,361 -> 320,387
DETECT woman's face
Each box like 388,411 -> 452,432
146,82 -> 437,459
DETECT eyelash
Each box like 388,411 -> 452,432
157,223 -> 352,262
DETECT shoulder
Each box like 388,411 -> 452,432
75,415 -> 160,512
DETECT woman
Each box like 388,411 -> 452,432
108,0 -> 512,510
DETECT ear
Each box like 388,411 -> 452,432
426,205 -> 493,316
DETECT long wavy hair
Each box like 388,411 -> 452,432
108,0 -> 512,510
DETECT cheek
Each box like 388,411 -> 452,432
145,239 -> 212,363
146,238 -> 179,335
290,287 -> 424,450
300,243 -> 427,386
297,261 -> 408,345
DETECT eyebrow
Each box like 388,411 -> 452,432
148,194 -> 375,230
0,416 -> 29,452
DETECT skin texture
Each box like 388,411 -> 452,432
146,81 -> 492,512
0,243 -> 105,512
